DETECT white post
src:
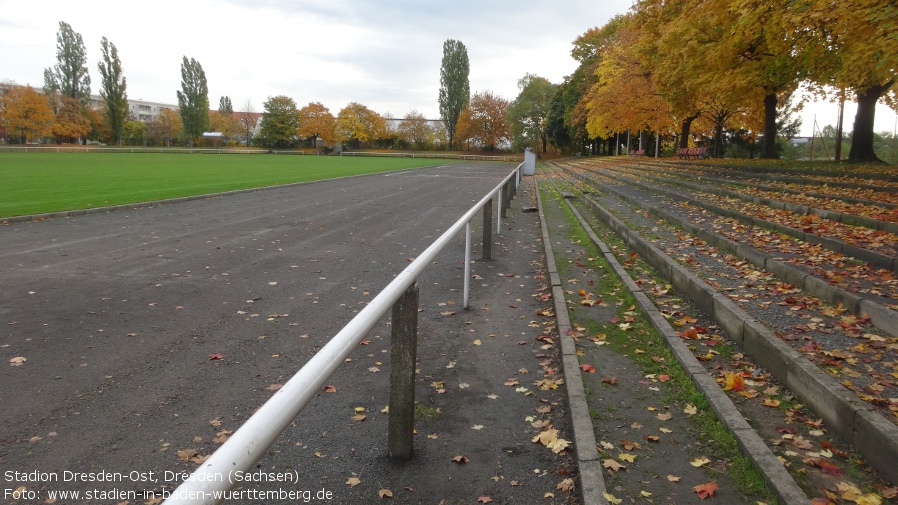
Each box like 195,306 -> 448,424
463,221 -> 472,309
497,187 -> 502,232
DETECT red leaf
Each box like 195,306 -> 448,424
608,316 -> 619,324
581,364 -> 596,373
208,354 -> 224,360
693,481 -> 718,499
817,459 -> 843,476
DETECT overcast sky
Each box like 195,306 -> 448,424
2,0 -> 895,137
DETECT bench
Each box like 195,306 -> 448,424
677,147 -> 708,159
628,149 -> 645,157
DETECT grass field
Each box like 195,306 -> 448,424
0,152 -> 462,217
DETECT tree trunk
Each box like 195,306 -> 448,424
679,113 -> 700,148
848,81 -> 892,163
760,92 -> 778,159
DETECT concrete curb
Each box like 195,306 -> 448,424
558,195 -> 810,505
575,189 -> 898,489
534,176 -> 609,505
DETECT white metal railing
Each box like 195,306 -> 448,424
161,163 -> 522,504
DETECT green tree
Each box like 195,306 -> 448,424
122,119 -> 146,146
219,96 -> 233,116
176,56 -> 210,146
507,73 -> 557,153
544,86 -> 572,153
257,95 -> 299,148
43,21 -> 92,108
438,39 -> 470,149
97,36 -> 128,145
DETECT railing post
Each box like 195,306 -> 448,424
500,181 -> 508,219
482,198 -> 492,260
463,222 -> 472,309
388,282 -> 419,460
497,185 -> 503,231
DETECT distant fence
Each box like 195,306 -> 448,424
1,146 -> 523,161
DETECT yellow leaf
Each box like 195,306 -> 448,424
346,477 -> 361,487
691,457 -> 711,467
603,492 -> 623,504
473,339 -> 482,345
641,491 -> 653,497
618,453 -> 637,463
684,404 -> 698,415
667,475 -> 681,482
378,488 -> 393,498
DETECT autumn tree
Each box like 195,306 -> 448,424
297,102 -> 336,147
43,21 -> 91,108
334,102 -> 386,148
97,36 -> 128,144
122,119 -> 146,145
176,56 -> 210,146
439,39 -> 470,149
582,18 -> 672,148
455,90 -> 510,151
794,0 -> 897,162
146,108 -> 182,147
51,95 -> 92,143
209,110 -> 242,138
256,95 -> 299,148
0,84 -> 54,143
507,73 -> 557,153
397,110 -> 433,150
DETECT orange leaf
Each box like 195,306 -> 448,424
581,364 -> 597,373
723,372 -> 744,392
693,481 -> 718,499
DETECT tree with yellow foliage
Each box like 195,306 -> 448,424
335,102 -> 385,149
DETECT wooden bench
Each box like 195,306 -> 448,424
677,147 -> 708,159
628,149 -> 645,157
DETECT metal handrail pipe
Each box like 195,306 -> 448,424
163,163 -> 521,504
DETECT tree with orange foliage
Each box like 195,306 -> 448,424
297,102 -> 335,147
51,95 -> 92,143
0,84 -> 54,143
455,91 -> 509,152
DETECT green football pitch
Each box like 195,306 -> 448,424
0,152 -> 462,218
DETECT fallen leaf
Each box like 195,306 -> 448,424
378,488 -> 393,499
346,477 -> 361,487
690,457 -> 711,467
208,354 -> 224,361
667,475 -> 681,482
452,454 -> 470,464
603,459 -> 625,472
324,385 -> 337,393
723,372 -> 745,391
9,357 -> 27,366
477,497 -> 493,503
265,383 -> 283,391
557,478 -> 574,492
693,481 -> 718,499
580,364 -> 597,373
603,492 -> 623,504
656,412 -> 672,421
684,404 -> 698,415
618,453 -> 636,463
